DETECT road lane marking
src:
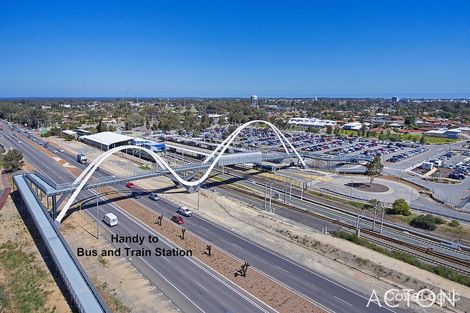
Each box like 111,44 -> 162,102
200,215 -> 396,313
199,225 -> 209,232
84,206 -> 207,313
196,282 -> 209,293
334,296 -> 353,306
275,265 -> 289,273
93,195 -> 274,313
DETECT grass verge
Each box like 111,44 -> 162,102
0,241 -> 54,313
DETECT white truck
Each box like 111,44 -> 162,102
76,153 -> 87,164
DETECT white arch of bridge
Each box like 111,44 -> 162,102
55,120 -> 306,223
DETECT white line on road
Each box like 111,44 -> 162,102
334,296 -> 353,307
196,282 -> 209,293
275,265 -> 289,273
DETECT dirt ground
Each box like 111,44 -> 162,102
61,209 -> 179,313
97,186 -> 325,313
15,135 -> 179,313
49,136 -> 470,312
0,197 -> 70,313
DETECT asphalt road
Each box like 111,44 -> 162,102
1,122 -> 407,313
2,125 -> 274,313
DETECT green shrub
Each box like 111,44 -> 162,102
387,199 -> 411,216
448,220 -> 460,228
410,214 -> 445,230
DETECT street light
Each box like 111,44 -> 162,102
349,179 -> 354,203
95,193 -> 100,239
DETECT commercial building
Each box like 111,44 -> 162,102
287,117 -> 336,128
62,130 -> 78,138
424,128 -> 462,139
251,95 -> 258,108
342,122 -> 362,130
79,132 -> 133,150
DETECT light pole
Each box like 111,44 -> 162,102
96,193 -> 100,239
197,188 -> 200,211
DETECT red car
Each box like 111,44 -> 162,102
126,182 -> 136,189
171,215 -> 184,225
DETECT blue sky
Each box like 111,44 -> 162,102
1,0 -> 469,98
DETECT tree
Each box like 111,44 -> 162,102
326,126 -> 333,135
96,119 -> 107,133
419,135 -> 426,145
387,199 -> 411,216
1,149 -> 24,172
365,155 -> 383,184
404,116 -> 416,126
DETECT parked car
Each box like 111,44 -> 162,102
177,206 -> 192,217
171,215 -> 184,224
149,193 -> 160,201
126,182 -> 136,189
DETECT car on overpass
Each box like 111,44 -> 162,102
126,182 -> 136,189
171,215 -> 184,224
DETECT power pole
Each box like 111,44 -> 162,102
372,203 -> 378,231
355,215 -> 361,237
380,203 -> 385,234
264,183 -> 268,210
269,183 -> 273,212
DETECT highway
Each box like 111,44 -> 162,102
1,126 -> 275,313
167,150 -> 470,263
1,122 -> 406,313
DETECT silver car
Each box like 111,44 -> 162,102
149,193 -> 160,201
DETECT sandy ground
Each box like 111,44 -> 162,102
49,137 -> 470,312
95,185 -> 325,313
0,197 -> 70,313
61,209 -> 179,313
18,136 -> 179,313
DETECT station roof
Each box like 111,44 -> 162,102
80,132 -> 133,147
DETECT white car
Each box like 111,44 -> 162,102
178,206 -> 192,217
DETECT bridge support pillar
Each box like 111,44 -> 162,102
51,195 -> 57,219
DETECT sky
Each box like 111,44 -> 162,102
0,0 -> 469,98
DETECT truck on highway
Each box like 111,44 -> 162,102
76,153 -> 87,164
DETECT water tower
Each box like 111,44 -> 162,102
250,95 -> 258,108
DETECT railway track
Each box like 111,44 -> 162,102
211,179 -> 470,275
163,150 -> 470,274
